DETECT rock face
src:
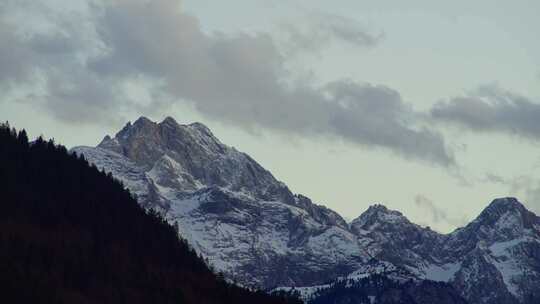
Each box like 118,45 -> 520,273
72,117 -> 540,303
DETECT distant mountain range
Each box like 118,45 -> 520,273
72,116 -> 540,304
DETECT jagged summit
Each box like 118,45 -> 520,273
161,116 -> 178,125
442,197 -> 540,256
112,117 -> 220,151
353,198 -> 536,237
127,115 -> 209,128
363,203 -> 405,218
134,115 -> 153,125
490,196 -> 521,205
111,116 -> 213,143
466,197 -> 538,231
350,203 -> 413,233
365,203 -> 390,212
159,116 -> 213,135
481,197 -> 528,217
94,116 -> 295,204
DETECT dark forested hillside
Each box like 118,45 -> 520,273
272,275 -> 468,304
0,123 -> 300,304
307,275 -> 467,304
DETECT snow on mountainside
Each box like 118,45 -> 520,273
273,260 -> 417,302
72,116 -> 370,288
72,117 -> 540,304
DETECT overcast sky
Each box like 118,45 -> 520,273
2,0 -> 540,232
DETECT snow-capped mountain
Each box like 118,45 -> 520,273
346,197 -> 540,304
73,116 -> 369,288
72,117 -> 540,303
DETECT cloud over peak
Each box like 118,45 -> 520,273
0,0 -> 453,165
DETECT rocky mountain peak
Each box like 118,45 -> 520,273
446,197 -> 540,258
160,116 -> 178,126
116,116 -> 158,140
365,204 -> 398,216
480,197 -> 527,217
350,204 -> 411,232
93,116 -> 295,204
469,197 -> 538,233
133,116 -> 154,126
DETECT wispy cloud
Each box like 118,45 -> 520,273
482,172 -> 507,184
431,84 -> 540,141
505,176 -> 540,214
278,11 -> 383,55
414,194 -> 468,230
478,172 -> 540,214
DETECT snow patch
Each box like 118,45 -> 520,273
420,262 -> 461,282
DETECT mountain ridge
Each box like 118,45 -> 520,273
72,116 -> 540,304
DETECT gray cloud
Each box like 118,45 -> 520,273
0,0 -> 124,124
414,194 -> 468,230
431,84 -> 540,140
483,172 -> 507,184
279,12 -> 383,55
0,0 -> 453,165
503,176 -> 540,214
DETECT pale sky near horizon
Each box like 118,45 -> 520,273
1,0 -> 540,232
